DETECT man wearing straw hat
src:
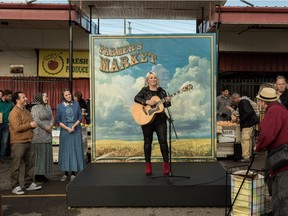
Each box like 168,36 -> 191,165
255,87 -> 288,216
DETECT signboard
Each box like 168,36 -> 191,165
90,34 -> 217,162
38,50 -> 89,78
222,129 -> 235,138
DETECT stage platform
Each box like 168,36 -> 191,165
67,162 -> 230,207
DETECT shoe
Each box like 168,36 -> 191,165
70,175 -> 76,181
60,175 -> 68,182
42,176 -> 49,182
26,182 -> 42,191
35,175 -> 49,182
238,158 -> 250,163
145,162 -> 152,176
35,175 -> 43,182
163,162 -> 169,175
12,186 -> 24,195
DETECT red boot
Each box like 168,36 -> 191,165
145,162 -> 152,176
163,162 -> 169,175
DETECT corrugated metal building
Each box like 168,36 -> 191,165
1,1 -> 288,102
202,6 -> 288,98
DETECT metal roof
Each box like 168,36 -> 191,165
72,0 -> 227,20
204,6 -> 288,33
0,3 -> 96,32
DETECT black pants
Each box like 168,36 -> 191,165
272,170 -> 288,216
141,117 -> 169,162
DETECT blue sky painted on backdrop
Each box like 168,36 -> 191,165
92,35 -> 215,140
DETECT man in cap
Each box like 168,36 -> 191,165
255,87 -> 288,216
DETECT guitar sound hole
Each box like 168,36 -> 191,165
142,106 -> 148,115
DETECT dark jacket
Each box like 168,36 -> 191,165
77,98 -> 87,110
238,98 -> 259,129
280,88 -> 288,109
134,86 -> 171,108
134,86 -> 171,124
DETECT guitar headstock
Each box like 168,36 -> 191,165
180,83 -> 193,92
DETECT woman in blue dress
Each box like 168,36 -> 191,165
56,89 -> 84,181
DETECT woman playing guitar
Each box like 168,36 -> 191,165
134,71 -> 171,176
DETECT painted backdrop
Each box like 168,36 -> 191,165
90,34 -> 217,162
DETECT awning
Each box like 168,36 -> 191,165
71,0 -> 227,20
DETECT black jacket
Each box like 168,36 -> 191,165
134,86 -> 171,124
280,88 -> 288,109
134,86 -> 171,108
238,98 -> 259,129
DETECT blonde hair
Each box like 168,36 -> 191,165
144,71 -> 160,87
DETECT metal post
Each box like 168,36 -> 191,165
216,3 -> 221,83
89,5 -> 94,33
69,0 -> 73,92
201,7 -> 204,33
124,16 -> 126,34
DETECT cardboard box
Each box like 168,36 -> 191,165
218,126 -> 236,143
222,126 -> 236,137
218,135 -> 235,143
217,142 -> 234,157
52,146 -> 59,163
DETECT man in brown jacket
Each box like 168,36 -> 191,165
9,91 -> 42,195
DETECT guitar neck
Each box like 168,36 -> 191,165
168,90 -> 182,98
160,90 -> 182,103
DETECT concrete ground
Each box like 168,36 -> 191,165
0,152 -> 269,216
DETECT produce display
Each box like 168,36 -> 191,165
216,121 -> 237,126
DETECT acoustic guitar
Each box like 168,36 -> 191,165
131,84 -> 193,125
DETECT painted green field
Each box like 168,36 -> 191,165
93,138 -> 215,162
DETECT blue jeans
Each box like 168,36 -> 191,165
0,123 -> 10,159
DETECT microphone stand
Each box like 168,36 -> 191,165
151,104 -> 190,184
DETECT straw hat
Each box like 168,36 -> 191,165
256,87 -> 279,102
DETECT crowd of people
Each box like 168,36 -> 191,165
216,75 -> 288,216
2,74 -> 288,215
0,89 -> 88,195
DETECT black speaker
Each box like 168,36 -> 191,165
234,142 -> 242,161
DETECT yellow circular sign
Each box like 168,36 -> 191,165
42,52 -> 64,75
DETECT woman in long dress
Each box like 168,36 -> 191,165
56,89 -> 84,181
31,92 -> 54,182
